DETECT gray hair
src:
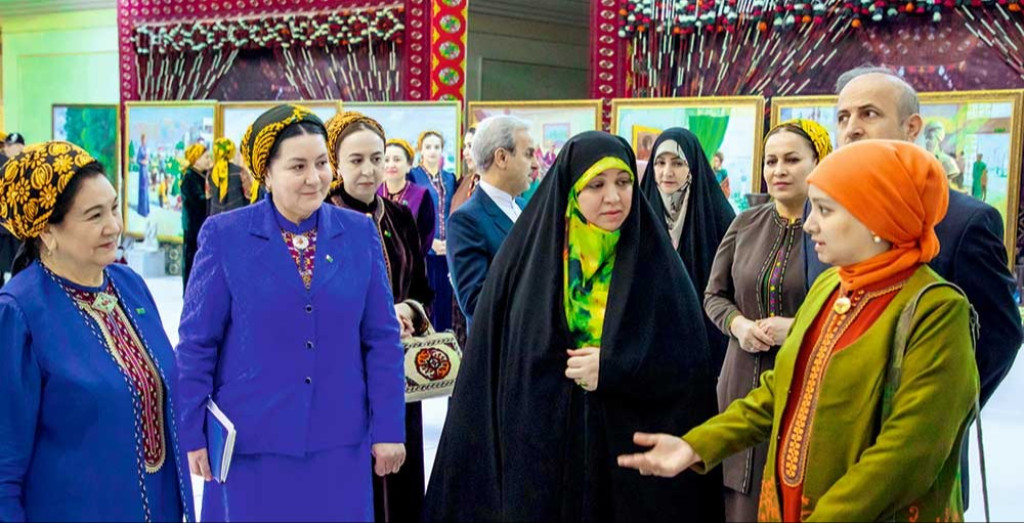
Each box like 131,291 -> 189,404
472,115 -> 531,172
835,66 -> 920,122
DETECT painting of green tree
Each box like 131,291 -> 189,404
52,105 -> 119,190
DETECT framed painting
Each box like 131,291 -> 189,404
52,104 -> 120,195
769,95 -> 840,150
123,101 -> 217,243
771,90 -> 1024,263
216,100 -> 341,150
467,100 -> 602,178
348,101 -> 463,180
611,96 -> 766,212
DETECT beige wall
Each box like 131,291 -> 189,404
467,12 -> 589,102
1,8 -> 119,144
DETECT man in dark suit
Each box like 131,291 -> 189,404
806,66 -> 1022,505
447,116 -> 537,327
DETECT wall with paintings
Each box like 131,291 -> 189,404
52,104 -> 120,192
216,102 -> 340,152
123,103 -> 217,243
468,102 -> 601,178
773,91 -> 1024,264
350,102 -> 462,178
1,9 -> 119,146
612,98 -> 765,213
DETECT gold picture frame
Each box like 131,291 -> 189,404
611,96 -> 767,213
52,103 -> 122,209
346,100 -> 464,180
771,90 -> 1024,266
123,100 -> 218,244
467,99 -> 603,179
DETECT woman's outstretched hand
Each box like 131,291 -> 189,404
617,433 -> 701,478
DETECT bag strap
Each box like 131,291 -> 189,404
885,281 -> 988,522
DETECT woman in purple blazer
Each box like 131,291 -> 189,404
175,104 -> 407,522
379,138 -> 435,257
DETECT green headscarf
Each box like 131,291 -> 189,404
563,156 -> 635,349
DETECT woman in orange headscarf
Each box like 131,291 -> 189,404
619,140 -> 980,522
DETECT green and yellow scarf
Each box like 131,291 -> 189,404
564,156 -> 634,349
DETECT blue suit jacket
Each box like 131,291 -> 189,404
805,189 -> 1022,405
446,188 -> 523,325
409,166 -> 457,241
175,200 -> 405,457
0,263 -> 194,522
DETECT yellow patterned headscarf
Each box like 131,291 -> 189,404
241,104 -> 326,203
767,119 -> 833,161
183,143 -> 207,173
325,111 -> 386,192
210,137 -> 235,202
386,138 -> 415,164
564,156 -> 635,349
0,141 -> 98,240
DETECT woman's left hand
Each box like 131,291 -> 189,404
371,443 -> 407,477
565,347 -> 600,392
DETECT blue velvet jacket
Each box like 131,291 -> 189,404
175,199 -> 406,457
0,262 -> 194,522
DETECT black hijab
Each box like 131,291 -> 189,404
423,131 -> 723,522
640,128 -> 735,368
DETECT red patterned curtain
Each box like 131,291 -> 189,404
275,39 -> 403,101
118,1 -> 434,103
130,9 -> 404,102
960,5 -> 1024,81
134,48 -> 238,101
609,0 -> 1024,98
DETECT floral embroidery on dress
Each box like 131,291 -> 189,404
63,282 -> 166,473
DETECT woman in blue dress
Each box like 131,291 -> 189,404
0,141 -> 193,522
176,104 -> 407,522
407,130 -> 457,331
136,134 -> 151,217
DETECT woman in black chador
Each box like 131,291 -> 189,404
423,131 -> 724,522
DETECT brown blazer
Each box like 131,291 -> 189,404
704,202 -> 807,494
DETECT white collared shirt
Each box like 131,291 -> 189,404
478,180 -> 521,223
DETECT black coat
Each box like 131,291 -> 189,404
640,128 -> 736,371
423,131 -> 724,522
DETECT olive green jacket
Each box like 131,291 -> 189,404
684,266 -> 979,522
